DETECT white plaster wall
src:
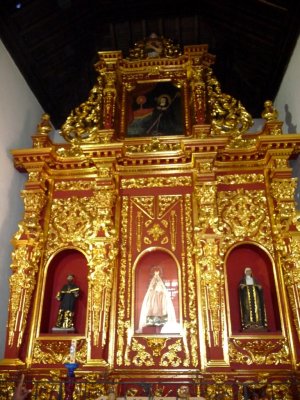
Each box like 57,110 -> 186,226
0,40 -> 44,358
275,35 -> 300,133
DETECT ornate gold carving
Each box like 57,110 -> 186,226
217,188 -> 273,253
56,142 -> 85,158
205,375 -> 233,399
60,76 -> 104,143
121,176 -> 192,189
46,187 -> 116,256
195,238 -> 224,347
217,174 -> 265,185
88,240 -> 118,347
8,245 -> 42,347
219,189 -> 267,237
116,197 -> 129,366
229,338 -> 290,365
55,180 -> 96,191
280,236 -> 300,342
131,338 -> 154,367
125,138 -> 181,153
0,373 -> 15,397
261,100 -> 279,122
15,190 -> 46,238
159,339 -> 182,367
131,196 -> 155,218
195,184 -> 219,234
32,339 -> 87,364
128,34 -> 181,60
158,195 -> 181,218
146,337 -> 167,357
147,223 -> 166,241
206,68 -> 253,138
36,113 -> 52,135
184,195 -> 199,367
271,179 -> 297,202
170,210 -> 177,251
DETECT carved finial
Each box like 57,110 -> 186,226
128,34 -> 181,60
37,113 -> 52,135
261,100 -> 278,122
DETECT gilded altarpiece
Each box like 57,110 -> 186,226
1,35 -> 300,397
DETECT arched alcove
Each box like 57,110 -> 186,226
134,249 -> 180,335
226,243 -> 281,335
40,249 -> 88,334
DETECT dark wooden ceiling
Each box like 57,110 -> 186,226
0,0 -> 299,128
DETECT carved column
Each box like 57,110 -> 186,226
269,157 -> 300,344
6,170 -> 47,360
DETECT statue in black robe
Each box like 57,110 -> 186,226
239,267 -> 267,331
55,274 -> 80,330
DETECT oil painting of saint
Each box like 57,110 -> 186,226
126,82 -> 183,137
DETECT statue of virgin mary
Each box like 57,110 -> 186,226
137,268 -> 178,333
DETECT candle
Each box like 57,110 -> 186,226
69,339 -> 77,363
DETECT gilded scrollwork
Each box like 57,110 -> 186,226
60,76 -> 104,144
125,138 -> 181,154
32,339 -> 87,364
217,174 -> 265,185
217,188 -> 273,253
121,176 -> 192,189
228,338 -> 290,365
206,68 -> 253,139
159,339 -> 182,367
131,338 -> 154,367
46,187 -> 116,257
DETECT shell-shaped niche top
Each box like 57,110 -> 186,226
128,33 -> 182,60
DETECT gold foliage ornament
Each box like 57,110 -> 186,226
206,68 -> 253,139
60,77 -> 104,144
229,338 -> 290,365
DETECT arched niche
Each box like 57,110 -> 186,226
134,248 -> 181,335
40,249 -> 88,334
226,243 -> 281,335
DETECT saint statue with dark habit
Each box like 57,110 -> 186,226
54,274 -> 80,330
239,267 -> 267,331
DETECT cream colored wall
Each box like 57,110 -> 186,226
275,35 -> 300,133
0,40 -> 44,358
